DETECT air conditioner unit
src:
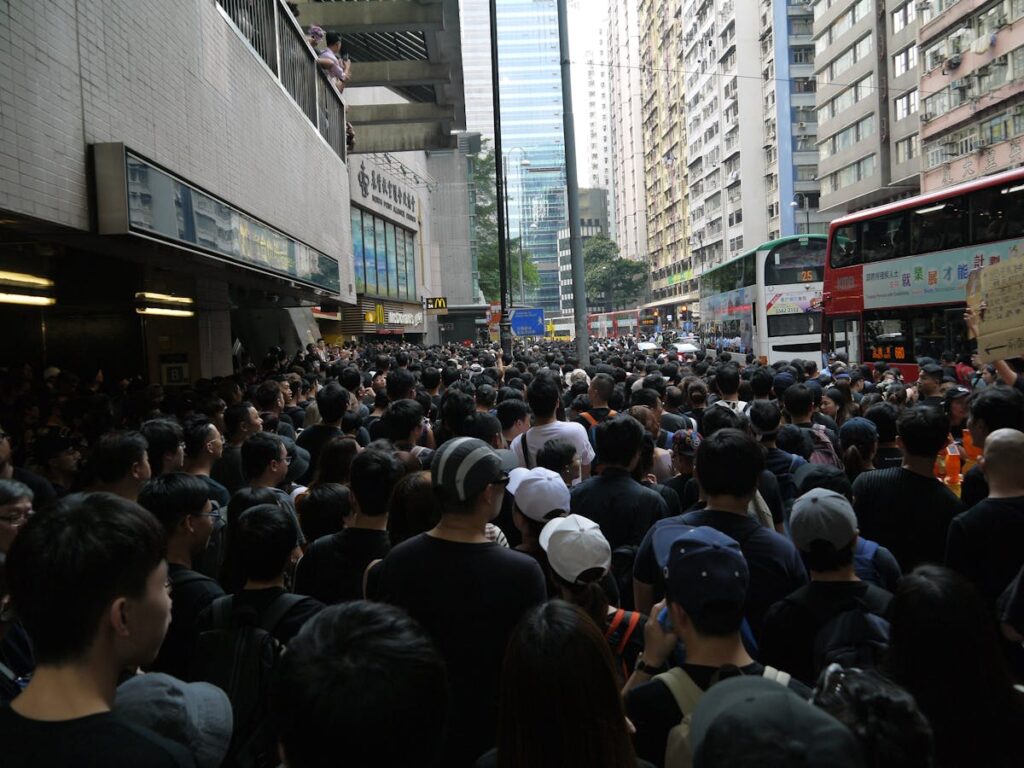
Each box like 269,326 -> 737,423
992,55 -> 1009,67
798,121 -> 807,129
947,53 -> 962,68
997,14 -> 1009,26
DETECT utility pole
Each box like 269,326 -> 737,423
557,0 -> 590,366
489,0 -> 512,357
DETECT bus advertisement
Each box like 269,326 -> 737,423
699,235 -> 827,364
587,309 -> 640,339
822,166 -> 1024,379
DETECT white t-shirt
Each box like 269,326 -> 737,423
711,399 -> 748,414
511,420 -> 596,471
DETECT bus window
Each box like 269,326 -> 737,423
829,317 -> 862,363
768,312 -> 822,337
764,239 -> 826,284
864,311 -> 910,363
830,224 -> 859,268
861,213 -> 907,263
910,307 -> 971,362
971,183 -> 1024,243
909,196 -> 968,254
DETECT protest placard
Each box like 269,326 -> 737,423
975,257 -> 1024,363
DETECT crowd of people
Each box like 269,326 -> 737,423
1,333 -> 1023,767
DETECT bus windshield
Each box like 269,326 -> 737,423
764,238 -> 826,285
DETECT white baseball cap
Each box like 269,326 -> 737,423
539,514 -> 611,584
507,467 -> 571,522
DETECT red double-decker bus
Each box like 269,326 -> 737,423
822,166 -> 1024,380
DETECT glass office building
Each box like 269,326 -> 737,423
462,0 -> 568,314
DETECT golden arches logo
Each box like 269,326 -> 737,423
364,304 -> 386,324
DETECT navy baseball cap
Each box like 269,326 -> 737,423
838,416 -> 878,449
772,372 -> 796,396
654,526 -> 748,617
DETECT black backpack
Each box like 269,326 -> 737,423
811,596 -> 890,674
187,593 -> 307,768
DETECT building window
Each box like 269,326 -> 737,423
891,0 -> 915,33
895,135 -> 919,164
823,154 -> 876,194
791,46 -> 815,64
892,45 -> 917,77
894,89 -> 919,121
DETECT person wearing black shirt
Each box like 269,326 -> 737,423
853,405 -> 964,572
662,428 -> 699,502
196,503 -> 322,645
863,402 -> 903,469
0,493 -> 194,767
376,438 -> 547,767
946,428 -> 1024,605
570,415 -> 668,550
295,382 -> 349,485
760,489 -> 892,686
623,526 -> 809,768
294,449 -> 404,604
137,474 -> 225,680
632,430 -> 807,638
961,385 -> 1024,507
917,363 -> 946,407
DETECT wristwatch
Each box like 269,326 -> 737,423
634,654 -> 668,676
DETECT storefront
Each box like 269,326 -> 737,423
319,157 -> 427,344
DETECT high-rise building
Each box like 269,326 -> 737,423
759,0 -> 828,237
680,0 -> 769,276
918,1 -> 1024,192
608,0 -> 649,266
639,0 -> 692,312
460,0 -> 567,314
581,30 -> 615,212
813,0 -> 920,213
558,188 -> 610,316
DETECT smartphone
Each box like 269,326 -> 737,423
658,606 -> 674,633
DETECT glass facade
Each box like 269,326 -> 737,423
462,0 -> 568,314
351,207 -> 417,301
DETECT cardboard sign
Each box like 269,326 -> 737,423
976,258 -> 1024,363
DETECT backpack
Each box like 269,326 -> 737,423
773,453 -> 802,510
610,545 -> 638,611
658,665 -> 792,768
188,593 -> 308,768
604,608 -> 643,681
810,596 -> 890,675
852,538 -> 882,587
580,409 -> 617,451
806,423 -> 843,469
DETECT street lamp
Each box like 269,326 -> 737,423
790,195 -> 811,234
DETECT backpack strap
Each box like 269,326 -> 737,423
259,593 -> 308,636
521,430 -> 532,469
581,411 -> 599,428
209,595 -> 234,631
654,667 -> 704,718
607,410 -> 618,418
605,608 -> 626,639
761,666 -> 792,687
615,611 -> 643,656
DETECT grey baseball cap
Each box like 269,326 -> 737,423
790,488 -> 858,552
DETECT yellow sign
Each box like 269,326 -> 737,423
425,296 -> 448,316
364,304 -> 386,325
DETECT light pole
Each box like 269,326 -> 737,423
488,0 -> 512,357
790,195 -> 810,234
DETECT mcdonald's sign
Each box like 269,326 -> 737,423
364,304 -> 386,325
425,296 -> 448,315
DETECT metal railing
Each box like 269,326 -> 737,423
216,0 -> 346,162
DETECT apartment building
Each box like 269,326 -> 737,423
814,0 -> 921,213
918,0 -> 1024,192
639,0 -> 692,309
558,189 -> 610,316
760,0 -> 830,237
608,0 -> 650,265
682,0 -> 769,272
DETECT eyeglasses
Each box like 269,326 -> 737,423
0,504 -> 31,524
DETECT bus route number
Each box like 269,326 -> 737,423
798,270 -> 815,283
870,345 -> 907,361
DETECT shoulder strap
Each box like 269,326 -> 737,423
607,409 -> 617,418
210,595 -> 234,630
259,593 -> 308,635
616,611 -> 643,656
788,453 -> 801,474
581,411 -> 599,428
605,608 -> 626,639
654,667 -> 704,716
761,666 -> 792,686
522,429 -> 532,468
